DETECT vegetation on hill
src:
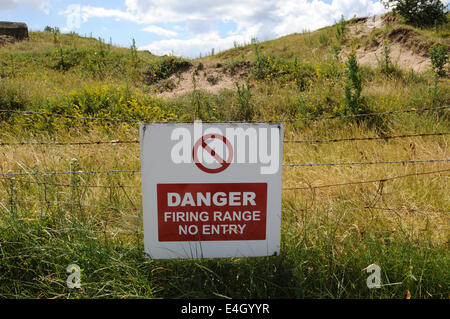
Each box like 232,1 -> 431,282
0,14 -> 448,299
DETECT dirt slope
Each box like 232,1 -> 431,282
347,14 -> 431,72
156,14 -> 439,98
157,62 -> 250,98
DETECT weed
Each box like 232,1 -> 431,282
335,15 -> 347,42
429,43 -> 449,105
233,81 -> 254,121
0,25 -> 448,299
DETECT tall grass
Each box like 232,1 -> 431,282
0,25 -> 448,299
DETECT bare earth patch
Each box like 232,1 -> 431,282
346,15 -> 431,72
156,62 -> 250,98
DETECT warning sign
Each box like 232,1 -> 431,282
157,183 -> 267,241
140,122 -> 283,259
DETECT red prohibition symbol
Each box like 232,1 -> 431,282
193,134 -> 234,174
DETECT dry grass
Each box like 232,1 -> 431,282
0,15 -> 448,298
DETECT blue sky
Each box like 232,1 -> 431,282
0,0 -> 390,57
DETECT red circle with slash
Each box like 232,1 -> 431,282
193,134 -> 233,174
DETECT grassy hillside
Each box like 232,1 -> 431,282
0,15 -> 448,299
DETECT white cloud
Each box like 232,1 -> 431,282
139,31 -> 252,57
61,0 -> 389,57
141,25 -> 178,37
59,4 -> 81,31
80,5 -> 136,23
0,0 -> 50,13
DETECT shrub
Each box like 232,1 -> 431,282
429,43 -> 449,105
145,56 -> 192,84
382,0 -> 448,27
343,52 -> 363,114
335,15 -> 347,42
429,43 -> 448,78
233,81 -> 254,121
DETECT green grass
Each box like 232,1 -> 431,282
0,17 -> 449,299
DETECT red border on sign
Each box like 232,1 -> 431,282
192,134 -> 233,174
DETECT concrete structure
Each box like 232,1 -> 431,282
0,21 -> 28,40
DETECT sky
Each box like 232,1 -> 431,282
0,0 -> 391,58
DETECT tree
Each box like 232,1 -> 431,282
382,0 -> 448,27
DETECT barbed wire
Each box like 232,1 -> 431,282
0,199 -> 138,211
280,106 -> 449,123
283,158 -> 450,167
0,169 -> 140,177
0,109 -> 142,124
1,169 -> 447,190
0,158 -> 448,177
0,176 -> 138,188
1,132 -> 447,147
0,140 -> 139,147
284,132 -> 450,144
283,168 -> 450,191
0,106 -> 447,125
281,206 -> 448,215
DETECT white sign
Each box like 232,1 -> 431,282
140,122 -> 283,259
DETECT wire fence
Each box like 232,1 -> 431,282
0,105 -> 448,229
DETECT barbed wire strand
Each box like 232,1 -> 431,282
0,202 -> 445,232
0,159 -> 448,177
281,106 -> 449,123
283,168 -> 450,191
282,206 -> 448,215
0,106 -> 447,124
0,199 -> 138,211
0,176 -> 138,188
283,158 -> 450,167
0,169 -> 140,177
284,132 -> 450,144
1,132 -> 448,147
0,140 -> 139,146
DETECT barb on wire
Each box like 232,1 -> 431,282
283,158 -> 450,167
0,140 -> 139,147
283,168 -> 450,191
284,132 -> 450,144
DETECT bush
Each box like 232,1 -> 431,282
429,43 -> 449,78
145,56 -> 192,84
382,0 -> 448,27
429,43 -> 449,105
335,15 -> 347,42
